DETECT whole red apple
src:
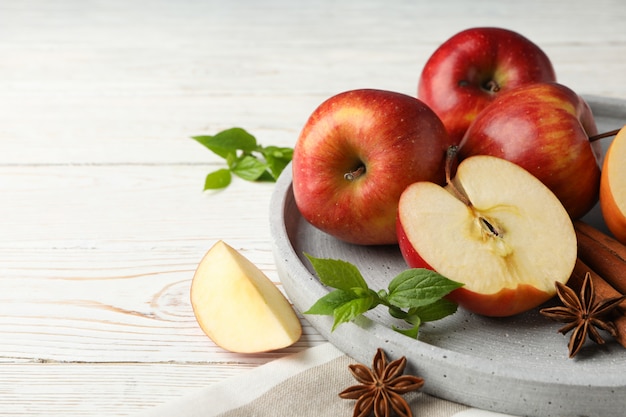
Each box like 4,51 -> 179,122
457,82 -> 601,220
292,89 -> 453,245
418,27 -> 556,144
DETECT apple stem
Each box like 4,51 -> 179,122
344,165 -> 365,181
445,146 -> 472,207
444,146 -> 457,184
445,146 -> 504,239
483,80 -> 501,93
589,128 -> 621,142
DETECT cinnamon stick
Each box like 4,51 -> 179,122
569,258 -> 626,312
614,315 -> 626,348
567,257 -> 626,348
574,220 -> 626,295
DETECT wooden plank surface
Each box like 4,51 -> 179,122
1,0 -> 625,415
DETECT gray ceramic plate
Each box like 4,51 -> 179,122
269,96 -> 626,417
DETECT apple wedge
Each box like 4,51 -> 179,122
397,154 -> 577,317
190,240 -> 302,353
600,125 -> 626,244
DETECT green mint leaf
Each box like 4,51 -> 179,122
203,168 -> 232,190
331,293 -> 375,331
262,146 -> 294,180
304,289 -> 357,316
192,135 -> 230,159
387,269 -> 463,309
388,305 -> 408,320
393,316 -> 421,339
305,253 -> 369,291
231,155 -> 268,181
410,298 -> 459,322
192,128 -> 258,159
304,289 -> 376,331
253,170 -> 276,183
193,127 -> 294,190
303,256 -> 460,339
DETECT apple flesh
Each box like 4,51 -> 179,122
418,27 -> 556,144
600,125 -> 626,244
397,155 -> 577,317
190,240 -> 302,353
457,82 -> 601,220
292,89 -> 453,245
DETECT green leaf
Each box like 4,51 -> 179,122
262,146 -> 294,179
331,294 -> 375,330
192,128 -> 258,159
388,305 -> 408,320
255,170 -> 276,183
410,298 -> 459,322
387,269 -> 463,309
305,253 -> 369,291
393,316 -> 421,339
302,256 -> 460,339
192,127 -> 294,190
203,168 -> 232,190
263,146 -> 294,160
304,290 -> 357,316
231,155 -> 268,181
304,289 -> 376,331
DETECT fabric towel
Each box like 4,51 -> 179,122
133,343 -> 515,417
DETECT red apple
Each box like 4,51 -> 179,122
457,82 -> 601,220
397,154 -> 577,317
292,89 -> 453,245
418,27 -> 556,144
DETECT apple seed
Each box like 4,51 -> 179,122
479,217 -> 502,237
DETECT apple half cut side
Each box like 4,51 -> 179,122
600,125 -> 626,244
190,240 -> 302,353
397,155 -> 577,317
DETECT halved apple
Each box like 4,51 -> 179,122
397,154 -> 577,317
190,240 -> 302,353
600,125 -> 626,244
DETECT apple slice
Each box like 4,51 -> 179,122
600,125 -> 626,244
397,154 -> 577,317
190,240 -> 302,353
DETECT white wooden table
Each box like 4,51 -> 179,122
1,1 -> 624,415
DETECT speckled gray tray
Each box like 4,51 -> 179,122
270,96 -> 626,417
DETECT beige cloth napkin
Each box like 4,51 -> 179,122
133,343 -> 515,417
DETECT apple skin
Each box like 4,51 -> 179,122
292,89 -> 453,245
397,224 -> 554,317
600,125 -> 626,244
457,82 -> 601,220
418,27 -> 556,144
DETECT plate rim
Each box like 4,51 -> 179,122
270,96 -> 626,416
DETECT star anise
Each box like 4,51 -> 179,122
339,348 -> 424,417
540,272 -> 626,358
